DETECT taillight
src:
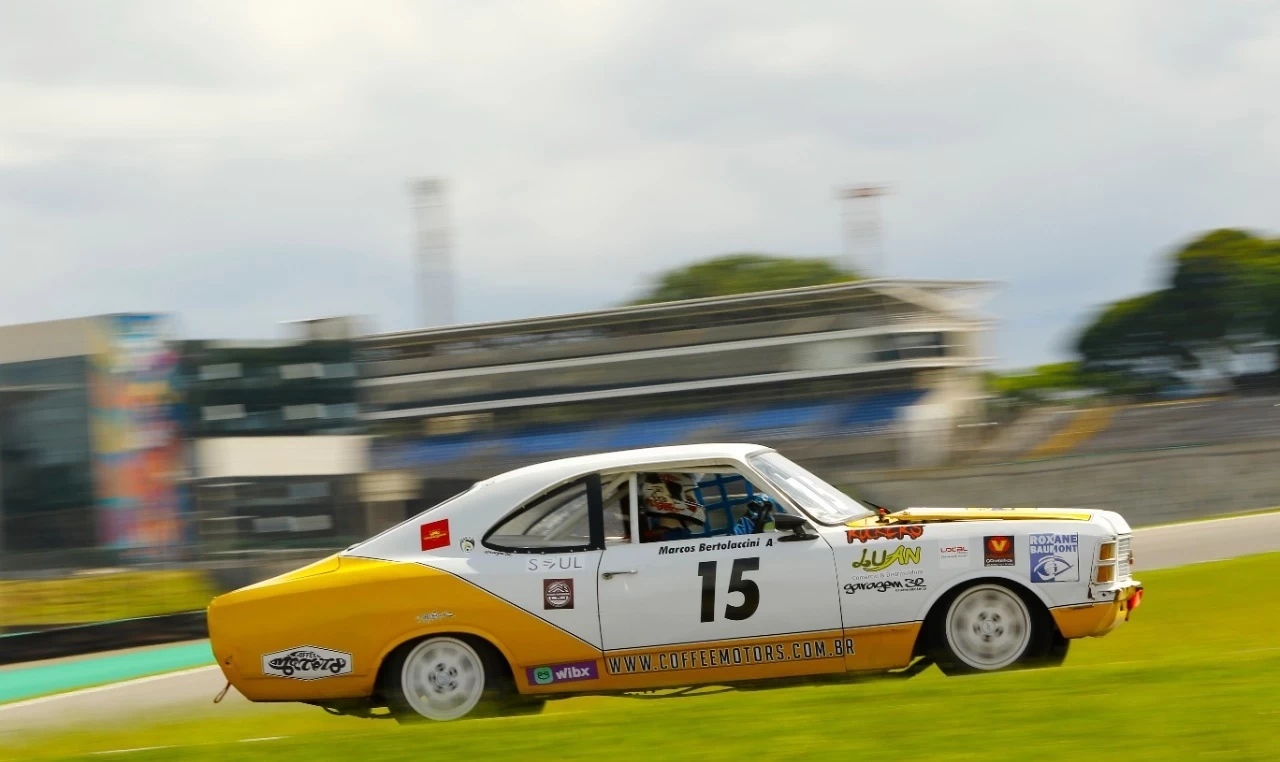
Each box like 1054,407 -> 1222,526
1095,538 -> 1120,583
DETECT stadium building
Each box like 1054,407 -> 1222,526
179,317 -> 372,555
357,279 -> 996,489
177,317 -> 362,438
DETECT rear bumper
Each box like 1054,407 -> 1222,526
1050,583 -> 1144,639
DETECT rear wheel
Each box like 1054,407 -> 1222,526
382,635 -> 546,722
385,637 -> 492,722
931,582 -> 1041,675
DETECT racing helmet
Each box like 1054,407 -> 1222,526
640,473 -> 706,526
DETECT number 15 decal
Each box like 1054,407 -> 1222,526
697,557 -> 760,622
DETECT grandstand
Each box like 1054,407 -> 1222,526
357,279 -> 996,479
1067,395 -> 1280,455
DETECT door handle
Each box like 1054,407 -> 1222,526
601,569 -> 638,580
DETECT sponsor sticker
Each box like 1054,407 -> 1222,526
843,578 -> 927,594
1029,532 -> 1080,582
606,635 -> 855,675
851,544 -> 922,573
527,556 -> 586,572
984,535 -> 1015,567
543,578 -> 574,609
526,660 -> 599,686
459,537 -> 475,553
420,519 -> 450,551
262,646 -> 351,680
416,611 -> 453,623
846,525 -> 925,544
939,543 -> 971,568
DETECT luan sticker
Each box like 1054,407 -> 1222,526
851,544 -> 922,573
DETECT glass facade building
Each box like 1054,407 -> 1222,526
0,357 -> 96,553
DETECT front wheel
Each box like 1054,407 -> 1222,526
930,582 -> 1044,675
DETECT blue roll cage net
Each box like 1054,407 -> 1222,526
687,473 -> 756,537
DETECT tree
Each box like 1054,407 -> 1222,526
631,254 -> 857,305
988,362 -> 1086,398
1075,229 -> 1280,389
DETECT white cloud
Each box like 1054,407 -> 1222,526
0,1 -> 1277,362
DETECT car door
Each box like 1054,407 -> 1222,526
471,474 -> 606,649
596,471 -> 846,678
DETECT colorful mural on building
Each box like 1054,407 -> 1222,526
88,315 -> 185,556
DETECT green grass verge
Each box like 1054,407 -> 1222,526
6,553 -> 1280,761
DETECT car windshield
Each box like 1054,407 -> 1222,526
748,451 -> 873,525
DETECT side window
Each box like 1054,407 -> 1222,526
485,477 -> 599,552
601,474 -> 632,546
633,470 -> 778,544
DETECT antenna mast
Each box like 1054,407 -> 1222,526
411,178 -> 455,327
838,184 -> 889,277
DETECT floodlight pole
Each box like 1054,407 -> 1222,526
838,184 -> 890,277
410,178 -> 455,328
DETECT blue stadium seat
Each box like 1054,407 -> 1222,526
380,388 -> 930,467
839,389 -> 927,430
507,426 -> 601,455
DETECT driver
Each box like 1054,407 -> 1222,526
638,473 -> 704,541
631,473 -> 767,542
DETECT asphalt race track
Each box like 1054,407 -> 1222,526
1,511 -> 1277,739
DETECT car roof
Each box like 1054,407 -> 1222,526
481,443 -> 774,488
343,443 -> 777,559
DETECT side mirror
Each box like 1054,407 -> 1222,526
773,512 -> 816,542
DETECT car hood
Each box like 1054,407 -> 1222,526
845,507 -> 1123,528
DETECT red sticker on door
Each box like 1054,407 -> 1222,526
420,519 -> 451,551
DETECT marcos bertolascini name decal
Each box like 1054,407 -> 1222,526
262,646 -> 352,680
657,537 -> 766,555
606,635 -> 855,675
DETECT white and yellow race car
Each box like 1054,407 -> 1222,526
208,443 -> 1143,721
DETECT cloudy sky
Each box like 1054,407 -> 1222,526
1,2 -> 1277,366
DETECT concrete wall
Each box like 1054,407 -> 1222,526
0,317 -> 98,364
195,436 -> 369,478
833,439 -> 1280,527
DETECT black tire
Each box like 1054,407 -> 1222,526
381,635 -> 526,722
928,581 -> 1054,676
1031,632 -> 1070,667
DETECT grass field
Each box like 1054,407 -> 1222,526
0,570 -> 216,628
4,552 -> 1279,761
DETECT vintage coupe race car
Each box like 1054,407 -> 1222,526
208,444 -> 1143,722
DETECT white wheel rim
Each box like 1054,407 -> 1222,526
945,584 -> 1032,670
400,637 -> 485,720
